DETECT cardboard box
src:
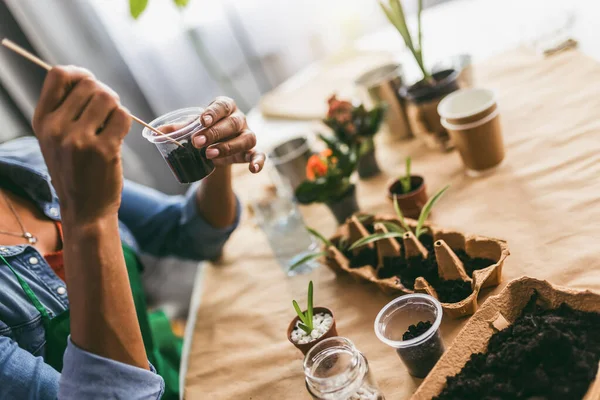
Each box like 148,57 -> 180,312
411,277 -> 600,399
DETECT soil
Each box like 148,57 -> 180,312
345,246 -> 378,269
389,179 -> 421,196
375,234 -> 495,303
165,141 -> 215,183
397,320 -> 445,378
403,321 -> 433,340
435,295 -> 600,400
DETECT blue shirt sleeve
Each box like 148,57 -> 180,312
0,335 -> 163,400
118,179 -> 241,261
59,337 -> 164,399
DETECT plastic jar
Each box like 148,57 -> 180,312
142,107 -> 215,183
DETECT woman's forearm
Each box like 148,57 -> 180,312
62,215 -> 149,370
195,165 -> 237,228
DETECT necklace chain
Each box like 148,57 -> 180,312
0,191 -> 38,245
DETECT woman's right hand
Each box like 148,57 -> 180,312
32,66 -> 131,224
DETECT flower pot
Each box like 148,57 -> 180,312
357,144 -> 381,179
269,136 -> 313,190
387,176 -> 428,219
401,69 -> 460,152
287,307 -> 338,356
326,185 -> 359,225
438,88 -> 505,175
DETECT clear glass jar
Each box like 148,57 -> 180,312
142,107 -> 215,184
304,337 -> 385,400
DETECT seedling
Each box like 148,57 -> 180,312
400,157 -> 412,194
292,281 -> 314,334
349,185 -> 450,250
289,227 -> 342,271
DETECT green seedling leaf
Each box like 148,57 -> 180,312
129,0 -> 149,18
173,0 -> 189,7
393,195 -> 411,232
298,323 -> 312,334
416,185 -> 450,238
289,251 -> 328,271
292,300 -> 309,326
307,281 -> 314,331
349,232 -> 405,251
306,227 -> 333,247
338,237 -> 349,251
401,157 -> 412,193
380,221 -> 406,234
357,213 -> 374,223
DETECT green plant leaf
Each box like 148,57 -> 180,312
349,232 -> 405,250
293,300 -> 309,326
356,213 -> 374,222
298,323 -> 312,334
130,0 -> 149,19
401,157 -> 412,193
289,251 -> 328,271
416,185 -> 450,238
338,237 -> 349,251
173,0 -> 189,6
307,281 -> 314,331
393,195 -> 411,232
306,227 -> 333,247
380,221 -> 406,234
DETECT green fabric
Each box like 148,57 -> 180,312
0,246 -> 181,399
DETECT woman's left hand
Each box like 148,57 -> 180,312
192,97 -> 265,173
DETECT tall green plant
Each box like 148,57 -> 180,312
379,0 -> 431,81
292,281 -> 315,334
130,0 -> 189,19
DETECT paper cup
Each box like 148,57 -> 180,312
438,88 -> 505,173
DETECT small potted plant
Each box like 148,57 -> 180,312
387,157 -> 428,219
323,95 -> 386,179
380,0 -> 459,151
295,135 -> 359,224
287,281 -> 338,355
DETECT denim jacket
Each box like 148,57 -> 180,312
0,137 -> 240,399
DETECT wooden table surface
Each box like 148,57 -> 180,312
184,48 -> 600,399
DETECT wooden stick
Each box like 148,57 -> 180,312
1,38 -> 183,147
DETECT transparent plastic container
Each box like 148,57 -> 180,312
304,337 -> 385,400
142,107 -> 214,183
374,294 -> 445,378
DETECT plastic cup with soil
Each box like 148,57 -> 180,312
142,107 -> 215,184
387,175 -> 428,219
374,293 -> 445,379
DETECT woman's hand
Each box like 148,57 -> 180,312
192,97 -> 265,173
32,66 -> 131,224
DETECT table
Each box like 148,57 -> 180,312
184,48 -> 600,399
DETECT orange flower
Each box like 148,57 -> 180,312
306,154 -> 328,180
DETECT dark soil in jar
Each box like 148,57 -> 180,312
434,294 -> 600,400
397,320 -> 445,379
376,234 -> 495,303
165,141 -> 215,183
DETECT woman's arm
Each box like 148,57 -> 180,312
32,66 -> 149,369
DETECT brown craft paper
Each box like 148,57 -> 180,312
325,214 -> 509,318
411,277 -> 600,400
434,239 -> 470,282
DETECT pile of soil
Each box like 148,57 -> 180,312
377,234 -> 495,303
403,321 -> 433,340
165,141 -> 214,183
435,295 -> 600,400
398,320 -> 445,378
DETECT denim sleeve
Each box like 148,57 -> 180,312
58,337 -> 164,400
0,335 -> 60,399
118,179 -> 241,261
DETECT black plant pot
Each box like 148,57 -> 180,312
326,186 -> 359,225
357,148 -> 381,179
401,69 -> 460,104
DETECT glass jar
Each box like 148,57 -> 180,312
142,107 -> 215,184
304,337 -> 385,400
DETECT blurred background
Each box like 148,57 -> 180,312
0,0 -> 597,316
